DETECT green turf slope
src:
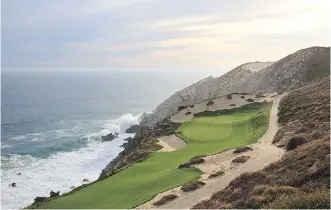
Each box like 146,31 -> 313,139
34,102 -> 272,209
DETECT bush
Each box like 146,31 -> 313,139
189,105 -> 194,108
206,100 -> 214,106
178,157 -> 205,169
153,194 -> 178,206
181,181 -> 205,192
245,98 -> 255,102
241,96 -> 245,99
255,94 -> 266,98
232,156 -> 250,163
286,135 -> 306,151
267,189 -> 330,209
208,170 -> 225,178
185,112 -> 192,115
230,104 -> 236,106
226,94 -> 232,100
233,146 -> 253,154
178,106 -> 187,111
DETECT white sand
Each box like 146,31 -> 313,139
137,93 -> 287,209
157,135 -> 186,152
170,93 -> 276,123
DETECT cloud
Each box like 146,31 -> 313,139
2,0 -> 330,70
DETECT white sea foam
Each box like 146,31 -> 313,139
11,135 -> 26,141
118,113 -> 139,132
1,113 -> 139,209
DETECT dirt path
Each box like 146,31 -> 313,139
157,134 -> 186,152
139,93 -> 287,209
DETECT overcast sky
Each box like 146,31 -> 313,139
1,0 -> 330,71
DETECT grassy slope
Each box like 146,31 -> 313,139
36,102 -> 272,209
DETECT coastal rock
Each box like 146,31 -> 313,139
11,183 -> 16,187
125,124 -> 140,133
101,133 -> 118,142
17,173 -> 21,175
50,191 -> 60,197
83,178 -> 89,182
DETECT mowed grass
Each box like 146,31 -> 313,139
35,102 -> 272,209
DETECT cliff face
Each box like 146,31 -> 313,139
141,46 -> 330,126
140,61 -> 272,126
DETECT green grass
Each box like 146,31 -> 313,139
34,102 -> 272,209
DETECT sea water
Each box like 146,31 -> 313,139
1,69 -> 215,209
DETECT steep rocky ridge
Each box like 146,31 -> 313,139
141,46 -> 330,126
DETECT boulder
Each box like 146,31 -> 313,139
125,124 -> 140,133
50,191 -> 60,197
11,183 -> 16,187
17,173 -> 21,175
101,133 -> 118,142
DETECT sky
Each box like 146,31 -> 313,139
1,0 -> 330,71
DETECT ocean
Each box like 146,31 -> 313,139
1,69 -> 216,209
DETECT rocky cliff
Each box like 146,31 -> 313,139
141,46 -> 330,126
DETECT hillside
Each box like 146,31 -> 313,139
193,77 -> 330,209
141,47 -> 330,126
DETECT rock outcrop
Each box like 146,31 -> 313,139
125,124 -> 140,133
101,132 -> 118,142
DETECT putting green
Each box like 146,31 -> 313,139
34,102 -> 272,209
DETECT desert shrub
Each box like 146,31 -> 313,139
232,156 -> 250,163
153,194 -> 178,206
189,104 -> 194,108
286,135 -> 306,151
245,98 -> 255,102
241,96 -> 245,99
185,111 -> 191,115
206,100 -> 214,106
230,104 -> 235,106
178,157 -> 205,169
209,170 -> 225,178
178,106 -> 187,111
267,188 -> 330,209
233,146 -> 253,154
181,181 -> 205,192
226,94 -> 232,99
255,94 -> 266,98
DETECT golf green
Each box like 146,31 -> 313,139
34,102 -> 272,209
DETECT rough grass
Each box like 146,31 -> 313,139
193,77 -> 330,209
267,188 -> 330,209
33,103 -> 272,209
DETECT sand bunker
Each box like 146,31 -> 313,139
157,135 -> 186,152
170,93 -> 277,123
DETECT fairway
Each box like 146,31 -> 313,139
35,102 -> 272,209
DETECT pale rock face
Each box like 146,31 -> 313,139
141,46 -> 330,126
